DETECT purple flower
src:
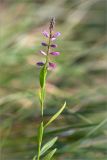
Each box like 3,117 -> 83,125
37,62 -> 44,67
50,52 -> 60,56
51,32 -> 61,41
52,32 -> 61,38
39,50 -> 47,56
48,62 -> 56,69
41,42 -> 48,46
50,44 -> 57,48
42,31 -> 49,38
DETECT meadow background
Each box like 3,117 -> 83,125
0,0 -> 107,160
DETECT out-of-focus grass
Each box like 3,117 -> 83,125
0,0 -> 107,160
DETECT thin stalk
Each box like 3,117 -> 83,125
37,129 -> 43,160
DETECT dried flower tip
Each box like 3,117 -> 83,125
48,62 -> 56,69
42,31 -> 49,38
37,62 -> 44,66
50,44 -> 57,48
50,51 -> 60,56
41,42 -> 48,46
52,32 -> 61,38
39,50 -> 47,56
49,17 -> 55,30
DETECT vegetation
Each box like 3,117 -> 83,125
0,0 -> 107,160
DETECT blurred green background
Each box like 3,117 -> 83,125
0,0 -> 107,160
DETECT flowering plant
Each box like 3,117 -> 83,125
33,18 -> 66,160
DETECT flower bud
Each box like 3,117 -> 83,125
50,44 -> 57,48
48,62 -> 56,69
52,32 -> 61,38
36,62 -> 44,66
41,42 -> 48,46
42,31 -> 49,38
50,52 -> 60,56
39,50 -> 46,56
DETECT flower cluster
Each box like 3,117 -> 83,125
37,18 -> 61,69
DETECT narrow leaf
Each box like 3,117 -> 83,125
39,65 -> 47,88
43,148 -> 57,160
40,137 -> 58,156
45,101 -> 66,128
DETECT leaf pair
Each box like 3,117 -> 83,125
33,137 -> 57,160
40,137 -> 58,156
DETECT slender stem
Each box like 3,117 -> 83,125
37,121 -> 44,160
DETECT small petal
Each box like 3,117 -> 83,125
42,31 -> 49,38
39,50 -> 47,56
50,44 -> 57,48
48,62 -> 56,69
50,52 -> 60,56
52,32 -> 61,38
51,37 -> 56,41
41,42 -> 48,46
36,62 -> 44,66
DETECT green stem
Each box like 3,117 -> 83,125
37,123 -> 44,160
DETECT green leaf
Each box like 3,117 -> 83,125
39,65 -> 47,88
43,148 -> 57,160
37,122 -> 44,158
45,101 -> 66,128
40,137 -> 58,156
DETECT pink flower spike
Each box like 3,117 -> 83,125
48,62 -> 56,69
41,42 -> 48,46
42,31 -> 49,38
39,50 -> 47,56
52,32 -> 61,38
50,44 -> 57,48
50,52 -> 60,56
37,62 -> 44,67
